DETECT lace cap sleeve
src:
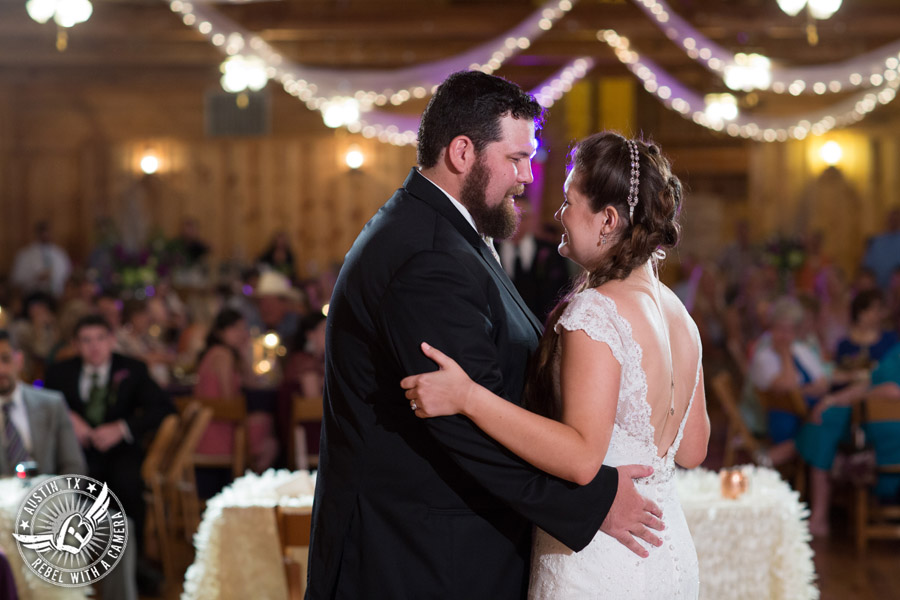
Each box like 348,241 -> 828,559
553,289 -> 626,366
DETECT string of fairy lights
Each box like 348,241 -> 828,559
166,0 -> 578,143
157,0 -> 900,144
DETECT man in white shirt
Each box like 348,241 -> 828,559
10,221 -> 72,299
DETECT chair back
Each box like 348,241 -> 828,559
855,394 -> 900,552
178,396 -> 248,476
293,395 -> 323,422
710,372 -> 761,465
866,396 -> 900,425
756,388 -> 808,417
140,412 -> 181,586
292,396 -> 323,470
276,506 -> 313,600
141,413 -> 181,483
165,403 -> 214,481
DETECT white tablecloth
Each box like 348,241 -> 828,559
181,469 -> 315,600
0,477 -> 90,600
183,467 -> 816,600
677,466 -> 819,600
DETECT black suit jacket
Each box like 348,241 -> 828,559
306,169 -> 618,599
43,353 -> 174,447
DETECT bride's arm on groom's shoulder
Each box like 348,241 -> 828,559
674,365 -> 710,469
401,329 -> 620,486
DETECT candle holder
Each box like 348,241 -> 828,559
720,468 -> 748,499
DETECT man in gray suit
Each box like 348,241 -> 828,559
0,330 -> 139,599
0,330 -> 85,477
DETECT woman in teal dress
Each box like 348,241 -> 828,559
866,344 -> 900,500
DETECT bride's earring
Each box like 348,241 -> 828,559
600,234 -> 607,245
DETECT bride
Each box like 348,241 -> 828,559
401,132 -> 710,599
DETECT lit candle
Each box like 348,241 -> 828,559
720,468 -> 748,499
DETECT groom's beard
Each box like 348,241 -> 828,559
461,156 -> 522,240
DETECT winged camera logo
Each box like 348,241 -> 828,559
11,475 -> 128,587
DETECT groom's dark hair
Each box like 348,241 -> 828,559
416,70 -> 544,168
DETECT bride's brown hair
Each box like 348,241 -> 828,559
524,132 -> 684,420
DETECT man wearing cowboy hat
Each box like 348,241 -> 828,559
248,270 -> 303,350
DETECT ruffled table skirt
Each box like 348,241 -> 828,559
677,466 -> 818,600
181,469 -> 315,600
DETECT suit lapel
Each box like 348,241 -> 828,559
404,169 -> 544,336
477,242 -> 544,335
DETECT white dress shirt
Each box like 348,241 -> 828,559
418,172 -> 478,233
1,385 -> 32,453
418,172 -> 503,264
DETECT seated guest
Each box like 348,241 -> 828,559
835,289 -> 898,371
0,330 -> 85,476
119,299 -> 174,387
257,230 -> 297,281
194,308 -> 250,458
865,346 -> 900,501
749,297 -> 867,536
43,315 -> 175,560
10,220 -> 71,299
10,291 -> 60,381
0,329 -> 141,599
278,311 -> 327,463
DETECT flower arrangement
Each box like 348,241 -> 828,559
110,232 -> 196,295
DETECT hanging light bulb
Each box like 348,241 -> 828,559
25,0 -> 57,24
53,0 -> 92,27
808,0 -> 842,20
27,0 -> 93,27
321,97 -> 361,129
704,93 -> 739,125
776,0 -> 807,17
219,55 -> 269,94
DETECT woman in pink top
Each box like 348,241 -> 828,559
194,308 -> 248,456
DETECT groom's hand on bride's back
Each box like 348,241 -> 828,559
600,464 -> 664,558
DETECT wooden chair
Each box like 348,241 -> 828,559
710,372 -> 761,467
275,506 -> 313,600
292,395 -> 324,470
141,413 -> 181,585
754,386 -> 808,494
855,395 -> 900,553
165,402 -> 214,544
177,396 -> 248,478
755,387 -> 808,418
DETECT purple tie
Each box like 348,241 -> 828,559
2,402 -> 29,474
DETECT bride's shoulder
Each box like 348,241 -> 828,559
565,287 -> 618,314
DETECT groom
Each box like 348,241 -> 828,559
306,71 -> 662,599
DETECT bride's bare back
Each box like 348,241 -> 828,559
596,261 -> 706,463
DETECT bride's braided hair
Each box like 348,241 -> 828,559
525,132 -> 683,420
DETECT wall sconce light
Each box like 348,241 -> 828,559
140,151 -> 159,175
820,140 -> 842,166
345,145 -> 364,170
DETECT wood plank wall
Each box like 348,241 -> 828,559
3,68 -> 896,287
0,75 -> 416,280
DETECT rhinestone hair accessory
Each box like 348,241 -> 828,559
626,139 -> 640,221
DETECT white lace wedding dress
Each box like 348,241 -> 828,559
528,288 -> 702,600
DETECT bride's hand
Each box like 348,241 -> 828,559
400,343 -> 476,418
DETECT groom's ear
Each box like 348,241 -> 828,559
445,136 -> 476,175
